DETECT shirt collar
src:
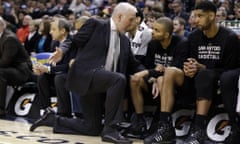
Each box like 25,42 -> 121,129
60,36 -> 67,44
110,18 -> 117,31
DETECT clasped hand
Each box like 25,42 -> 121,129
33,63 -> 48,75
183,58 -> 198,78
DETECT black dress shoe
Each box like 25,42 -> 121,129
30,108 -> 55,132
0,109 -> 6,118
102,131 -> 132,144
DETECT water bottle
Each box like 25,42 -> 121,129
30,53 -> 37,65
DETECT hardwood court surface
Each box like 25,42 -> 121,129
0,117 -> 143,144
0,117 -> 225,144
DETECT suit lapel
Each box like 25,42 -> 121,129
105,20 -> 111,53
0,30 -> 6,48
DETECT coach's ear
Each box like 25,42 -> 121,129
136,17 -> 141,24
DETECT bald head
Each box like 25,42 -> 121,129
111,2 -> 137,33
112,2 -> 137,17
22,15 -> 32,26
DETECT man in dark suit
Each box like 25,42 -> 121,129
46,2 -> 144,143
0,17 -> 32,116
30,17 -> 75,119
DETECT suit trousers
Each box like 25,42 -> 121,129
37,73 -> 55,109
38,73 -> 71,116
54,74 -> 71,116
56,69 -> 126,135
220,68 -> 240,126
0,67 -> 29,110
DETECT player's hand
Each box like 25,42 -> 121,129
152,80 -> 159,99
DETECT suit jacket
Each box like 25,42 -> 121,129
50,36 -> 77,74
24,31 -> 41,55
66,18 -> 144,95
0,29 -> 31,68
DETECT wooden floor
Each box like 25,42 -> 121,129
0,116 -> 226,144
0,117 -> 143,144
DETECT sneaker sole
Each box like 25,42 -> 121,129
144,140 -> 175,144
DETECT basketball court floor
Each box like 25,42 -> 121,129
0,115 -> 225,144
0,116 -> 143,144
2,86 -> 227,144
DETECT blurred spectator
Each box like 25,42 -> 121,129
67,13 -> 77,35
187,10 -> 197,32
101,0 -> 118,17
183,0 -> 195,13
16,15 -> 32,44
153,1 -> 164,13
34,16 -> 52,53
48,0 -> 69,16
92,0 -> 104,8
143,5 -> 152,18
213,0 -> 222,8
163,0 -> 173,15
216,7 -> 228,22
168,0 -> 189,22
126,7 -> 152,63
16,10 -> 27,27
220,0 -> 234,19
1,6 -> 18,32
173,16 -> 189,37
233,2 -> 240,20
9,7 -> 19,27
145,10 -> 164,29
3,0 -> 11,14
81,10 -> 92,17
194,0 -> 204,6
84,0 -> 99,16
24,20 -> 40,55
69,0 -> 86,14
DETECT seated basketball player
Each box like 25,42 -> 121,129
129,17 -> 188,142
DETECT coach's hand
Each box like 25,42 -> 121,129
48,48 -> 63,66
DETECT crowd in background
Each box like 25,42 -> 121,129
1,0 -> 240,40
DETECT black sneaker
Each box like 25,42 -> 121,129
144,121 -> 175,144
225,125 -> 240,144
125,116 -> 147,139
184,125 -> 206,144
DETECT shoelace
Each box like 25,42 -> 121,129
190,129 -> 202,139
189,140 -> 200,144
153,124 -> 168,142
187,129 -> 203,144
157,123 -> 168,133
154,134 -> 163,142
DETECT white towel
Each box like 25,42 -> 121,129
235,76 -> 240,113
